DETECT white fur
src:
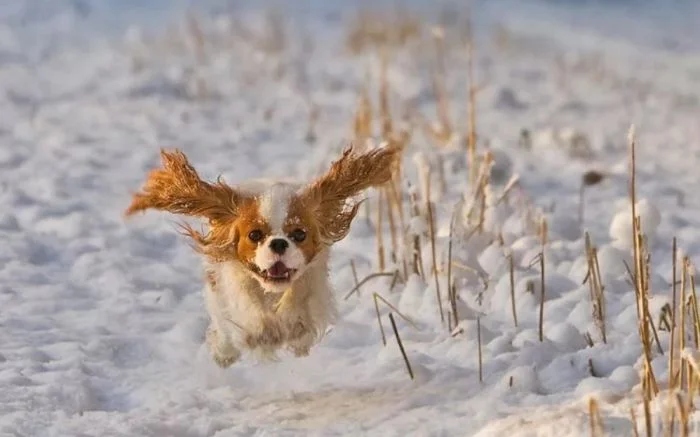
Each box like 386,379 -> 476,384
258,183 -> 295,232
254,236 -> 306,273
203,182 -> 337,367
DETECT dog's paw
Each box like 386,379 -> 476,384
287,333 -> 315,357
287,319 -> 309,341
212,349 -> 241,368
289,343 -> 311,357
286,326 -> 316,358
206,325 -> 241,368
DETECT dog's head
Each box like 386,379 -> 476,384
125,146 -> 400,292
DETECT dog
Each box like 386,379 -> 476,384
125,145 -> 399,367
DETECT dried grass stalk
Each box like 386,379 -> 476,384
389,312 -> 414,380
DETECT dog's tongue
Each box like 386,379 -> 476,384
268,261 -> 289,278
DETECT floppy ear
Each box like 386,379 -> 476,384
300,145 -> 401,243
125,149 -> 240,224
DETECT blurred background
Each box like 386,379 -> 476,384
2,0 -> 699,53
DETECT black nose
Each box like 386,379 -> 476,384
269,238 -> 289,254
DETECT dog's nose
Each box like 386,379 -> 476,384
269,238 -> 289,255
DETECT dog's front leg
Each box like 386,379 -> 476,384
274,287 -> 314,356
204,269 -> 241,368
287,321 -> 316,357
206,323 -> 241,368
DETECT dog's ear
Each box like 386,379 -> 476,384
125,149 -> 240,224
299,145 -> 401,243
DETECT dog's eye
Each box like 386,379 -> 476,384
289,229 -> 306,242
248,230 -> 264,243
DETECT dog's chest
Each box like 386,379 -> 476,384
261,289 -> 289,310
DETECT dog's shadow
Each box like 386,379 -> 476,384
193,346 -> 431,430
237,383 -> 410,429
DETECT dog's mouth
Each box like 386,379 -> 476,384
252,261 -> 297,283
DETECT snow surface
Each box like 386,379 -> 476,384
3,0 -> 700,435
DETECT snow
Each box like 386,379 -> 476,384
609,197 -> 662,247
3,0 -> 700,436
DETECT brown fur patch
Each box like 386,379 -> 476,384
299,145 -> 401,243
283,197 -> 322,262
125,149 -> 254,262
233,200 -> 270,266
125,149 -> 240,222
178,220 -> 238,262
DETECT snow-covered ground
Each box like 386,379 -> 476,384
2,1 -> 700,435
